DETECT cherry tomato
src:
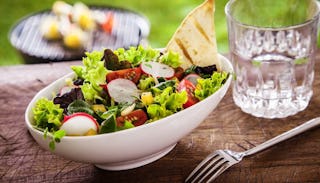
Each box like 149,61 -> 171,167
106,67 -> 142,84
116,109 -> 148,127
177,79 -> 199,108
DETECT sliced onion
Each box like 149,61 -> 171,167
107,78 -> 139,103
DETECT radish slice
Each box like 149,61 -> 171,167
107,78 -> 139,103
61,112 -> 99,136
184,74 -> 201,86
141,62 -> 174,78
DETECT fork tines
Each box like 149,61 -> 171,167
185,150 -> 231,183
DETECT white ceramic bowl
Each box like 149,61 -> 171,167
25,54 -> 233,170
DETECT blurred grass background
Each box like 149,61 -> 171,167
0,0 -> 229,66
229,0 -> 314,27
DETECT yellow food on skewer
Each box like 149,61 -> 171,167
40,17 -> 62,40
72,2 -> 96,31
63,26 -> 88,49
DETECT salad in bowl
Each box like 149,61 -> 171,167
25,46 -> 232,170
31,46 -> 228,149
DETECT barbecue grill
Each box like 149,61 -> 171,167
9,6 -> 150,64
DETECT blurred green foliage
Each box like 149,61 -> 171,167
228,0 -> 314,27
0,0 -> 229,66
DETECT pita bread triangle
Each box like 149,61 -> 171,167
166,0 -> 221,70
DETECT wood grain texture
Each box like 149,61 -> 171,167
0,56 -> 320,183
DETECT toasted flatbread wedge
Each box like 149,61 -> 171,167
166,0 -> 221,70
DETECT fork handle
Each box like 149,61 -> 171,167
243,117 -> 320,156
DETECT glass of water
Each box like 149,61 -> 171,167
225,0 -> 320,118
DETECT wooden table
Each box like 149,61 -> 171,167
1,55 -> 320,183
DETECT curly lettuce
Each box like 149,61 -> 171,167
147,87 -> 187,121
159,50 -> 182,68
33,98 -> 64,130
71,51 -> 108,103
195,72 -> 228,100
114,46 -> 182,68
147,104 -> 173,121
71,51 -> 107,84
114,45 -> 160,67
81,82 -> 104,102
138,76 -> 155,90
33,98 -> 65,151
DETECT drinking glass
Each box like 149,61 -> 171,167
225,0 -> 320,118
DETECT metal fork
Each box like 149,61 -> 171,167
185,117 -> 320,183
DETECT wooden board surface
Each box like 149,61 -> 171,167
0,57 -> 319,182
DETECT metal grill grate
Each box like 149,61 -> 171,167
9,6 -> 150,64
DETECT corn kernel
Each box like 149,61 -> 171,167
141,92 -> 153,105
85,128 -> 97,136
92,104 -> 106,113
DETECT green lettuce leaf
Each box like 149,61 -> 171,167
81,82 -> 104,102
147,104 -> 173,121
138,76 -> 155,90
100,113 -> 117,134
114,45 -> 160,67
33,98 -> 64,131
117,121 -> 135,131
67,100 -> 94,115
195,72 -> 228,101
151,80 -> 176,94
71,51 -> 108,103
159,50 -> 182,68
33,98 -> 66,151
154,87 -> 187,111
71,51 -> 106,82
48,129 -> 66,151
147,86 -> 187,121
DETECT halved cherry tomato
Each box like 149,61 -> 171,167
174,67 -> 185,80
106,67 -> 141,84
177,79 -> 199,108
116,109 -> 148,127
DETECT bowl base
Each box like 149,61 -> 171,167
95,144 -> 176,171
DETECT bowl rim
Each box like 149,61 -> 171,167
25,54 -> 233,140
